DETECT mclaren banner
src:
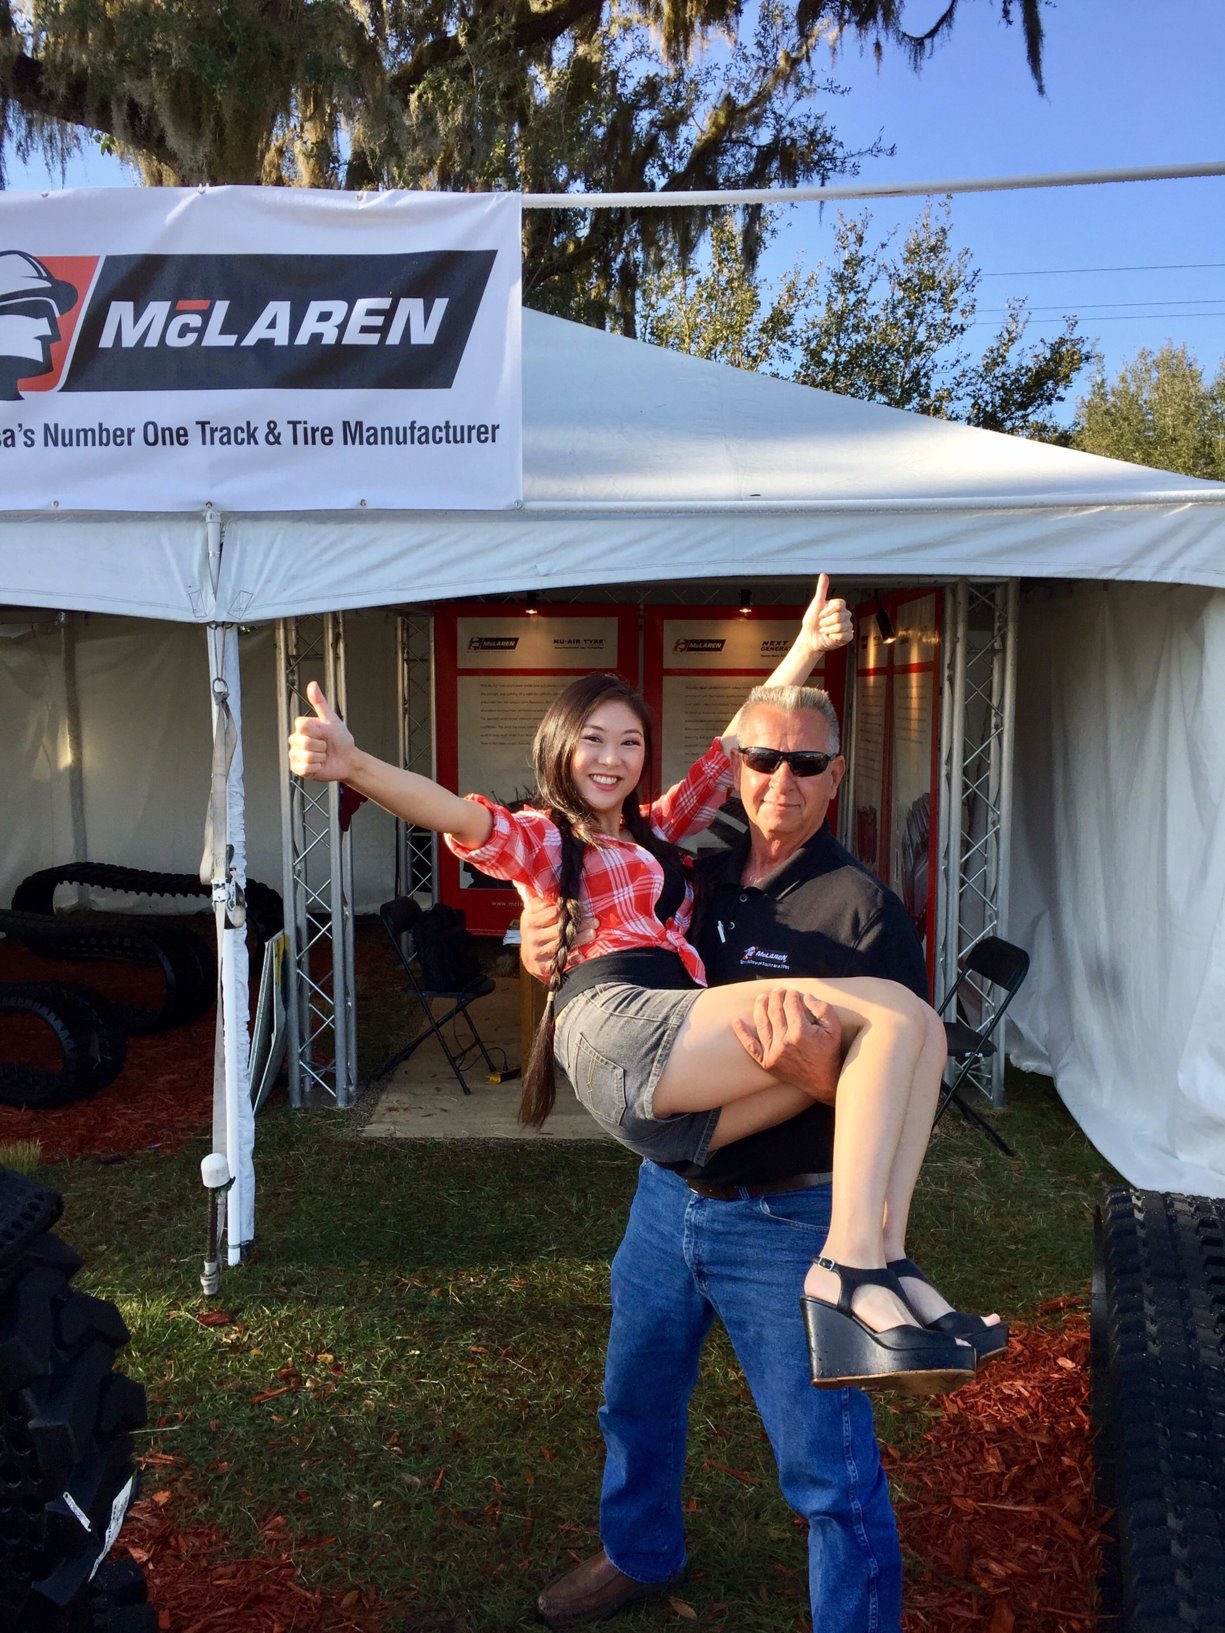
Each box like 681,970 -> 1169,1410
0,187 -> 521,511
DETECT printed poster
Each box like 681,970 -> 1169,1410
0,186 -> 521,511
433,605 -> 638,935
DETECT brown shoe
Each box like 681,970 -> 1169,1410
535,1550 -> 684,1627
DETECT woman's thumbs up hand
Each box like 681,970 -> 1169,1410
288,680 -> 357,782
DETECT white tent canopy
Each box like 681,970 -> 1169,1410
3,309 -> 1225,1205
3,310 -> 1223,627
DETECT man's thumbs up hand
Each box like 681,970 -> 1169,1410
288,683 -> 356,782
801,573 -> 853,656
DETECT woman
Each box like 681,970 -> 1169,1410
288,583 -> 1000,1393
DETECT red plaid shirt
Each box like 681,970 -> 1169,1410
446,741 -> 733,985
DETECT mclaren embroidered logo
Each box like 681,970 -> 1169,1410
740,945 -> 791,970
5,249 -> 495,395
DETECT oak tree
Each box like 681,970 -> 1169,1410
1,0 -> 1050,325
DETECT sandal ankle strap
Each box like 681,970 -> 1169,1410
886,1256 -> 929,1285
811,1256 -> 906,1317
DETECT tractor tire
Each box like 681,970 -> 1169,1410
0,1167 -> 154,1632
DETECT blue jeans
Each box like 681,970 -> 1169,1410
599,1161 -> 901,1633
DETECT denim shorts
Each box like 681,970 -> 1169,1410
553,983 -> 720,1164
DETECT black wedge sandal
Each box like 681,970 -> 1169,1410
887,1257 -> 1010,1363
801,1256 -> 977,1396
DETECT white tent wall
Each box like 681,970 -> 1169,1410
0,611 -> 401,914
1008,581 -> 1225,1195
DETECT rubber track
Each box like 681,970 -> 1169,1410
0,1167 -> 153,1631
1092,1187 -> 1225,1633
0,908 -> 214,1034
0,984 -> 127,1109
13,863 -> 284,943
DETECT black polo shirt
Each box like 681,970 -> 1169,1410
664,823 -> 929,1186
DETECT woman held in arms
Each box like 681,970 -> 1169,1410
287,579 -> 1004,1394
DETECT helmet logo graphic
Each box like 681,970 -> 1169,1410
0,251 -> 79,400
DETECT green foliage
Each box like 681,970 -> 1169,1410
638,211 -> 818,371
1072,343 -> 1225,479
639,200 -> 1093,437
2,1 -> 1047,326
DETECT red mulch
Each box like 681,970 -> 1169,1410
0,929 -> 398,1161
2,938 -> 1106,1629
0,939 -> 216,1160
893,1298 -> 1105,1632
118,1454 -> 389,1633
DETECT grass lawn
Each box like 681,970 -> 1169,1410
44,1067 -> 1119,1631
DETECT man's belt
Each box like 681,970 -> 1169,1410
685,1171 -> 832,1202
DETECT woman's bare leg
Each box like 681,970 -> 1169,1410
652,976 -> 921,1118
654,976 -> 933,1332
706,1084 -> 817,1151
800,1002 -> 930,1333
881,1004 -> 946,1261
879,1006 -> 1003,1329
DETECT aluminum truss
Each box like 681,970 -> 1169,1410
936,580 -> 1019,1105
396,612 -> 437,898
276,612 -> 357,1107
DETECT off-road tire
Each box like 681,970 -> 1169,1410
0,984 -> 127,1109
0,1167 -> 154,1631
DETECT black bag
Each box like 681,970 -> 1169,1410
413,903 -> 484,992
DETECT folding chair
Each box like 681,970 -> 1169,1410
935,934 -> 1030,1157
374,897 -> 498,1094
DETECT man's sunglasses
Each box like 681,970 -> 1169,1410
739,746 -> 838,777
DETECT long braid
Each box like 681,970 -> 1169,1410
519,814 -> 588,1129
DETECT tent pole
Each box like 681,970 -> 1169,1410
993,579 -> 1020,1100
276,613 -> 352,1107
323,613 -> 354,1107
202,504 -> 253,1262
275,617 -> 304,1109
395,610 -> 438,901
942,582 -> 969,1006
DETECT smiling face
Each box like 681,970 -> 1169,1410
570,700 -> 647,835
736,701 -> 845,853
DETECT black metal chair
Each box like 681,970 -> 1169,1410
935,934 -> 1030,1157
374,897 -> 499,1094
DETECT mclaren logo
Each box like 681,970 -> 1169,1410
674,637 -> 726,653
98,295 -> 449,351
740,945 -> 790,969
468,636 -> 519,651
3,248 -> 495,395
0,251 -> 80,401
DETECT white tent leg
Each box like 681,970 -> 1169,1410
205,619 -> 254,1261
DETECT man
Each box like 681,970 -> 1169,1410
522,681 -> 929,1633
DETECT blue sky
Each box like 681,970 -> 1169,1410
768,0 -> 1225,385
8,0 -> 1224,396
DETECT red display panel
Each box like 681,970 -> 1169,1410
433,604 -> 640,936
643,604 -> 848,844
849,588 -> 943,996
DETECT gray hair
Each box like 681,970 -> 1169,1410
740,684 -> 841,752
